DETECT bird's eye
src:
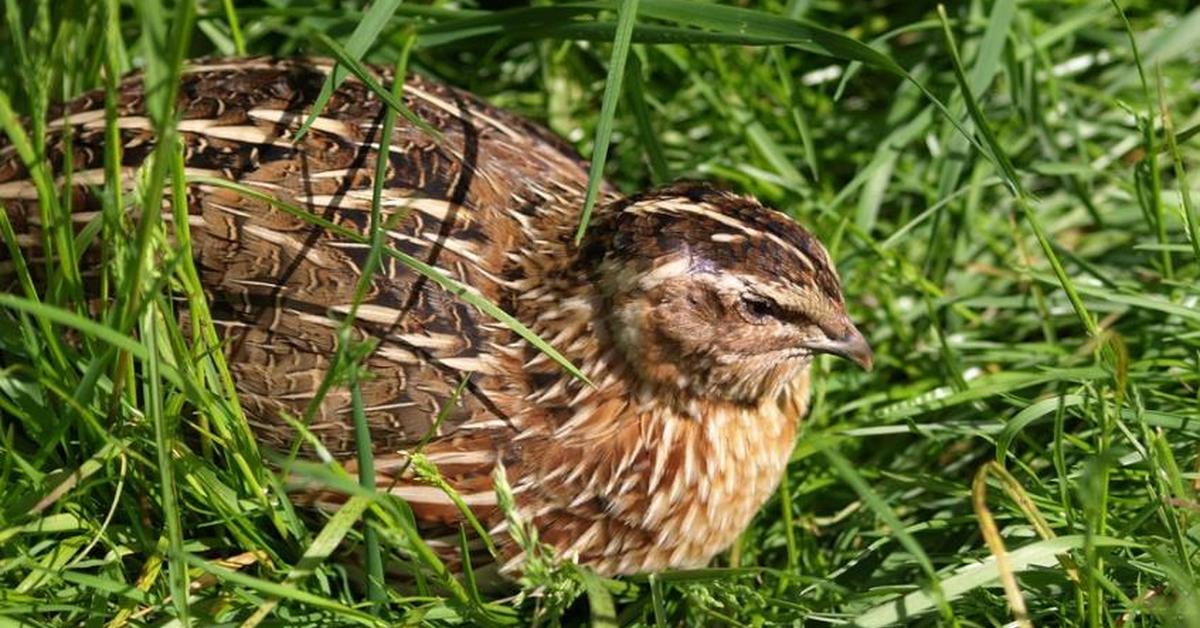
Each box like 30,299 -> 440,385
739,294 -> 777,322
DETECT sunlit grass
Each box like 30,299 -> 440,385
1,0 -> 1198,625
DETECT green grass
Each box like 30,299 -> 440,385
2,0 -> 1199,625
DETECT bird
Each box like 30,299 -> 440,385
0,57 -> 872,577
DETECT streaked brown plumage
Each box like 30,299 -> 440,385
0,58 -> 871,576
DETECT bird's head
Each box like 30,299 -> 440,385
583,183 -> 871,404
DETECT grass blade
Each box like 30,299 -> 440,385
820,444 -> 957,625
314,32 -> 440,140
581,570 -> 619,628
574,0 -> 640,242
141,307 -> 188,621
295,0 -> 404,140
855,536 -> 1139,626
936,5 -> 1098,337
184,554 -> 383,626
624,53 -> 669,185
241,496 -> 373,627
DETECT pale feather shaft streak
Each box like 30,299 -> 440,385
246,108 -> 353,137
0,167 -> 221,200
385,485 -> 497,507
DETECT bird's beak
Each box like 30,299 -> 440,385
809,324 -> 874,371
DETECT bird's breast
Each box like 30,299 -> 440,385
515,369 -> 812,575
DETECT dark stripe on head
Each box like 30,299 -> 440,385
581,182 -> 843,304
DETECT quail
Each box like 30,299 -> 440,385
0,58 -> 872,576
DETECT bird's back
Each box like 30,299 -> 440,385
0,57 -> 593,456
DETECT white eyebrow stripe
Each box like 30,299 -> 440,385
732,274 -> 818,306
634,198 -> 815,271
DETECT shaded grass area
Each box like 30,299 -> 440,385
1,0 -> 1198,625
